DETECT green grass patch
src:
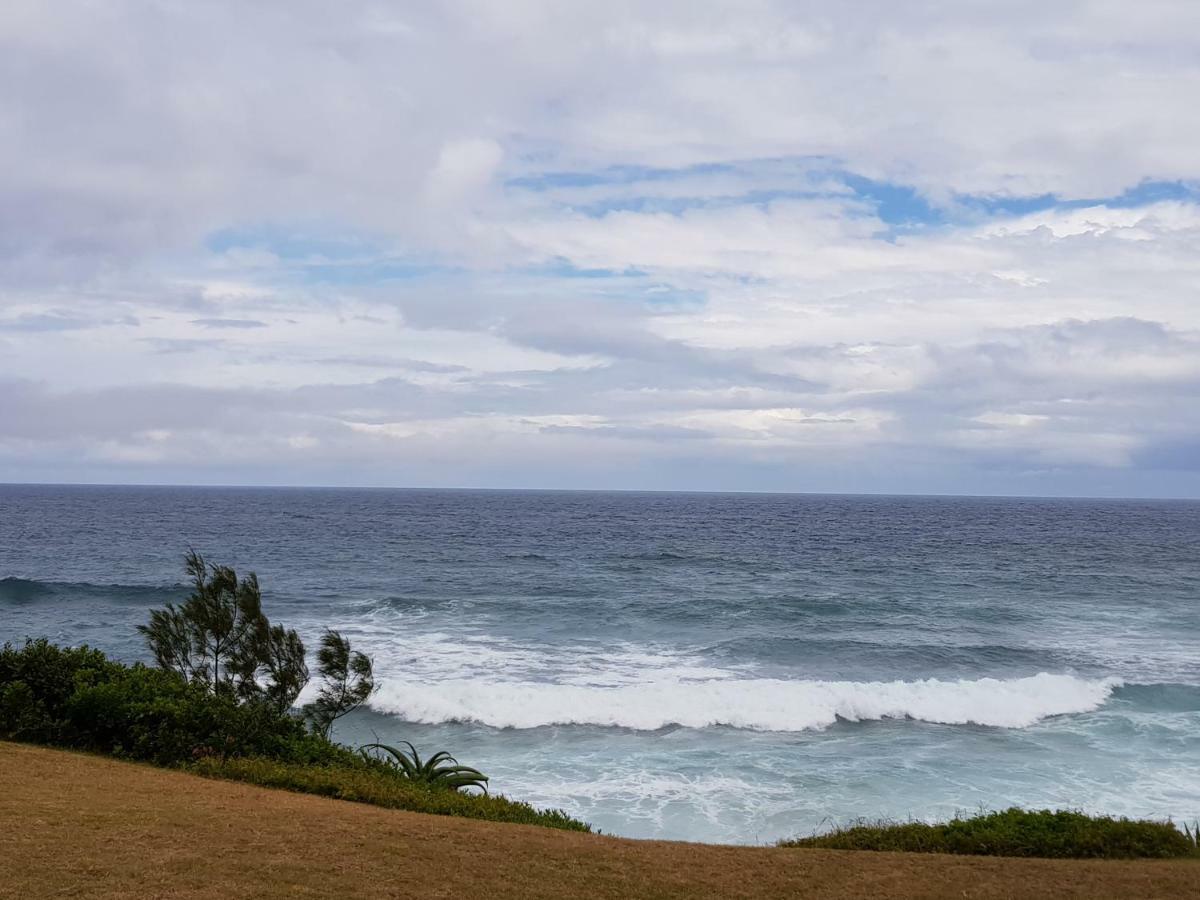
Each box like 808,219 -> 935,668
191,756 -> 592,833
781,808 -> 1200,859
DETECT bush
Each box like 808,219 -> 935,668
191,756 -> 591,832
0,639 -> 342,766
0,680 -> 52,742
0,639 -> 118,743
64,666 -> 343,765
780,808 -> 1199,859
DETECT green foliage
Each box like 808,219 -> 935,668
138,550 -> 308,712
360,741 -> 489,793
303,629 -> 374,739
780,808 -> 1199,859
0,680 -> 51,742
62,665 -> 331,765
0,638 -> 332,765
191,756 -> 590,832
1184,821 -> 1200,850
262,624 -> 309,715
0,638 -> 118,742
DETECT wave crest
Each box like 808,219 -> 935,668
0,576 -> 182,605
371,672 -> 1120,731
0,577 -> 56,603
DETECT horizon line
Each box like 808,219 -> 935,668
2,479 -> 1197,503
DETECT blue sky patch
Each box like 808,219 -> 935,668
506,158 -> 1198,237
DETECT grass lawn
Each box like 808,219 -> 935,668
2,741 -> 1197,899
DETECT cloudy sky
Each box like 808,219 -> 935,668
2,1 -> 1199,496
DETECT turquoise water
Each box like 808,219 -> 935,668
2,485 -> 1198,842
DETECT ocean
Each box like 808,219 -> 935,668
2,484 -> 1198,843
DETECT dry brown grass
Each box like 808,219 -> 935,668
2,741 -> 1197,899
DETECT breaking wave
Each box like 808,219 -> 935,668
371,672 -> 1120,732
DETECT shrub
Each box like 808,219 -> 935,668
63,665 -> 335,765
780,808 -> 1199,859
0,638 -> 333,765
0,639 -> 118,742
191,756 -> 590,832
0,680 -> 52,742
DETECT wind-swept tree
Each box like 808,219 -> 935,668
304,629 -> 375,739
262,623 -> 310,715
139,551 -> 308,709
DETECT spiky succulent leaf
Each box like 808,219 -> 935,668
420,750 -> 456,775
358,741 -> 489,792
360,742 -> 421,777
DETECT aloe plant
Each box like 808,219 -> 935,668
360,741 -> 489,793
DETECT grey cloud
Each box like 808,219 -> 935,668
314,355 -> 469,373
919,318 -> 1200,406
0,312 -> 138,332
0,380 -> 287,442
1133,439 -> 1200,472
140,338 -> 227,354
864,318 -> 1200,469
190,318 -> 269,329
538,424 -> 713,441
378,280 -> 826,398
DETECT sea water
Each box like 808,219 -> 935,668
2,484 -> 1198,843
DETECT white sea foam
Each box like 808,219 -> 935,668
369,672 -> 1120,731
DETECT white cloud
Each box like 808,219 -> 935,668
426,138 -> 505,207
2,2 -> 1200,494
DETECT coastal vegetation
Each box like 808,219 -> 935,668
0,552 -> 590,833
136,550 -> 374,733
137,550 -> 310,713
781,808 -> 1199,860
307,627 -> 376,739
190,756 -> 582,829
361,740 -> 490,793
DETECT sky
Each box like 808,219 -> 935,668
2,1 -> 1199,497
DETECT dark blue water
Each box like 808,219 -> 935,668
2,485 -> 1199,842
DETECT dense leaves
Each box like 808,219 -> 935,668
0,639 -> 116,744
781,808 -> 1199,859
0,639 -> 337,765
263,624 -> 310,715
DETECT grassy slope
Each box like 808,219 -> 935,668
1,742 -> 1197,900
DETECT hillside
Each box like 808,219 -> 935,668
1,742 -> 1196,899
